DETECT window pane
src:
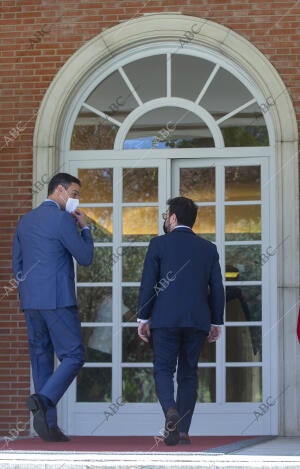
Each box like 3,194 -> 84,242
123,207 -> 158,242
172,55 -> 215,101
122,246 -> 148,282
77,247 -> 112,283
78,287 -> 112,322
122,327 -> 153,362
81,207 -> 112,242
222,124 -> 269,147
123,168 -> 158,202
193,206 -> 215,242
201,68 -> 254,115
122,287 -> 140,322
124,107 -> 213,149
78,168 -> 113,203
197,368 -> 216,402
124,55 -> 166,102
226,285 -> 262,322
180,167 -> 215,202
220,103 -> 269,147
225,205 -> 261,241
226,367 -> 262,402
199,340 -> 215,363
71,108 -> 116,150
83,326 -> 112,363
226,326 -> 262,362
77,368 -> 111,402
86,70 -> 139,123
225,166 -> 261,201
122,368 -> 156,402
225,245 -> 261,281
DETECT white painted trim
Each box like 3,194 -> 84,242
119,67 -> 143,106
216,98 -> 257,125
114,97 -> 224,149
68,147 -> 272,160
82,102 -> 122,127
195,64 -> 220,105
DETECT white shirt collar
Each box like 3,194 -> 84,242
174,225 -> 192,230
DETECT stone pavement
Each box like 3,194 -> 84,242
1,436 -> 300,468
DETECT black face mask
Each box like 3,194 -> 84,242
163,220 -> 168,234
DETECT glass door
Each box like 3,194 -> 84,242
64,158 -> 168,435
172,158 -> 273,435
63,155 -> 274,436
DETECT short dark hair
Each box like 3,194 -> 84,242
167,196 -> 198,228
47,173 -> 81,196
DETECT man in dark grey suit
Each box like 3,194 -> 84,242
12,173 -> 94,441
137,197 -> 224,446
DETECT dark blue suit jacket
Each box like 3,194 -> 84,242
12,201 -> 94,310
137,227 -> 224,332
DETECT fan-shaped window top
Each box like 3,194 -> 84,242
71,51 -> 269,151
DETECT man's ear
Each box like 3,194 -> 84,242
170,213 -> 177,226
57,184 -> 67,196
56,184 -> 67,202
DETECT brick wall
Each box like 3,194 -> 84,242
0,0 -> 299,437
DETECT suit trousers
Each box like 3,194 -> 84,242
152,327 -> 207,433
24,306 -> 85,428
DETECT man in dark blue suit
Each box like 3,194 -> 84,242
137,196 -> 224,446
12,173 -> 94,442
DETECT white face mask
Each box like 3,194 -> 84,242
65,197 -> 79,213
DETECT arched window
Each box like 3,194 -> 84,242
70,47 -> 270,151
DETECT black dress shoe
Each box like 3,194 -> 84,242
48,426 -> 70,442
164,407 -> 180,446
26,394 -> 51,442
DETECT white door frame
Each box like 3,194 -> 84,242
60,152 -> 276,436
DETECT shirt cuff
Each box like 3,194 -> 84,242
137,318 -> 149,324
211,324 -> 222,326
